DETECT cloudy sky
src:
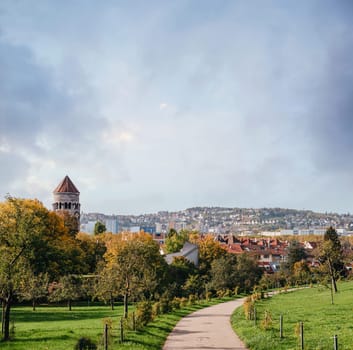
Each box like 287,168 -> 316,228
0,1 -> 353,215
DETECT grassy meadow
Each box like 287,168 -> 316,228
1,298 -> 232,350
232,281 -> 353,350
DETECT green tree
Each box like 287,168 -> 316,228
286,240 -> 307,271
94,221 -> 106,235
168,256 -> 197,297
18,271 -> 49,311
93,267 -> 119,310
76,232 -> 106,273
165,229 -> 189,253
183,274 -> 203,296
319,227 -> 344,293
49,275 -> 83,311
234,254 -> 263,293
210,254 -> 237,291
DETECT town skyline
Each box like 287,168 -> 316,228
1,1 -> 353,215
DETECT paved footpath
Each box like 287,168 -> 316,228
163,298 -> 248,350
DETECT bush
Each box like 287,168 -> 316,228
159,297 -> 172,314
188,294 -> 197,305
171,297 -> 181,310
180,297 -> 188,307
74,337 -> 97,350
243,296 -> 254,320
205,291 -> 212,301
261,310 -> 273,330
135,301 -> 153,327
152,302 -> 161,318
223,289 -> 232,297
216,290 -> 225,298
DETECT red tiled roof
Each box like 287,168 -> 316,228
53,175 -> 80,193
227,243 -> 244,254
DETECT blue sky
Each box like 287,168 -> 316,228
1,1 -> 353,214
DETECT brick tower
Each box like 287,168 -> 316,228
52,175 -> 80,223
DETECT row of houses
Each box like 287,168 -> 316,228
213,235 -> 324,273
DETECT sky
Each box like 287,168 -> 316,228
0,1 -> 353,215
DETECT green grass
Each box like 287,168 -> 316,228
1,304 -> 119,350
1,298 -> 234,349
232,282 -> 353,350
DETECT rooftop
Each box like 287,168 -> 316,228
53,175 -> 80,194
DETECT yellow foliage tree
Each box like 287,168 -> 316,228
101,232 -> 167,318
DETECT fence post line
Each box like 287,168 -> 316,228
300,321 -> 304,350
279,314 -> 283,339
333,334 -> 338,350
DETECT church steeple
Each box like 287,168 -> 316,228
52,175 -> 80,224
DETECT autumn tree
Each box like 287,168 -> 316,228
190,234 -> 227,275
292,260 -> 311,285
102,232 -> 168,318
56,211 -> 79,237
0,196 -> 81,340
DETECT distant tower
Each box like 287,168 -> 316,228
52,175 -> 80,223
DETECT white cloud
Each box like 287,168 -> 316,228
0,1 -> 352,214
159,103 -> 168,110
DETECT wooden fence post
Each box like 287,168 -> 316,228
279,314 -> 283,339
132,311 -> 136,331
333,334 -> 338,350
120,317 -> 124,343
300,322 -> 304,350
104,323 -> 108,350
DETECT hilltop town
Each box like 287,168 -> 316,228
81,206 -> 353,236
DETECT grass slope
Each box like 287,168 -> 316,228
232,282 -> 353,350
1,298 -> 232,349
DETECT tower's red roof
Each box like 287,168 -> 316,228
53,175 -> 80,193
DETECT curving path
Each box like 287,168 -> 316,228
163,298 -> 248,350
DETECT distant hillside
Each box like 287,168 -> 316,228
81,206 -> 353,234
